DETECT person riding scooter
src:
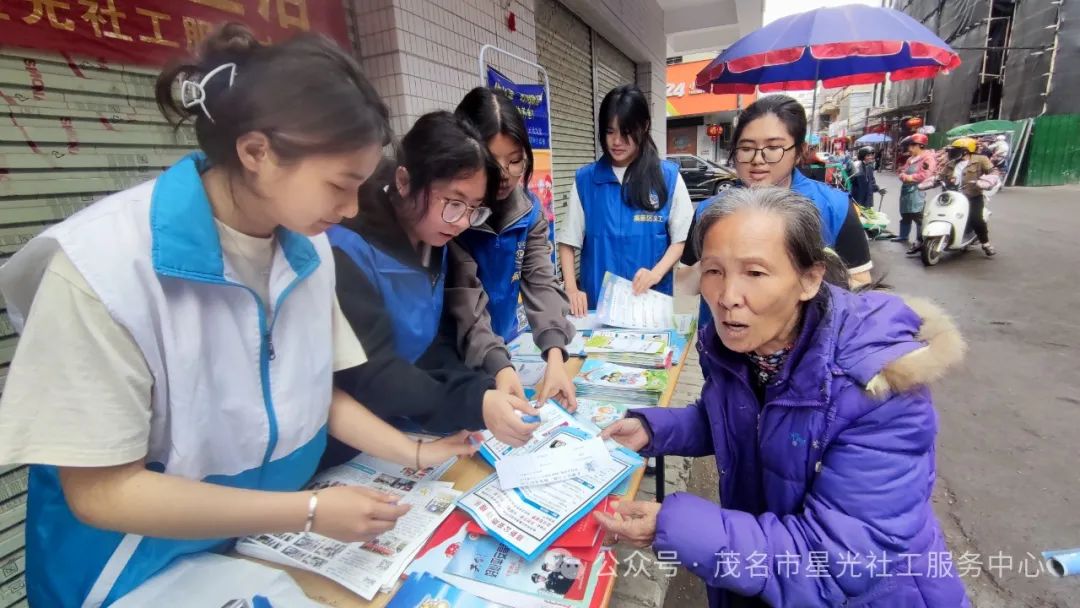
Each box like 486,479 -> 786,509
938,137 -> 997,256
896,134 -> 937,255
850,146 -> 884,208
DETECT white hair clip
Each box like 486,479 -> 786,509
180,62 -> 237,124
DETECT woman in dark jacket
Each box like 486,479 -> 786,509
327,112 -> 541,461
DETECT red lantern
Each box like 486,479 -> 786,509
707,124 -> 723,138
906,117 -> 924,129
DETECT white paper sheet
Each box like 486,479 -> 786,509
512,360 -> 547,387
595,272 -> 675,330
495,436 -> 612,490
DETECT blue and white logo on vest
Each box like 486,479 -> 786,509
634,212 -> 664,223
512,239 -> 526,282
649,191 -> 659,208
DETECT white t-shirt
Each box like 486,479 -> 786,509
953,160 -> 970,185
558,164 -> 693,249
0,224 -> 366,468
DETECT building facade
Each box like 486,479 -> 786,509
887,0 -> 1073,130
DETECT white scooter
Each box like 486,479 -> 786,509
916,176 -> 999,266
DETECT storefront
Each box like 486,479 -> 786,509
665,59 -> 751,163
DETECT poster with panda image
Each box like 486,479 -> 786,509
445,534 -> 594,602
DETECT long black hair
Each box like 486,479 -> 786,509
729,95 -> 808,164
597,85 -> 667,212
455,87 -> 534,195
156,22 -> 391,169
352,111 -> 500,229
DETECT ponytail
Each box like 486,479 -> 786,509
155,22 -> 391,170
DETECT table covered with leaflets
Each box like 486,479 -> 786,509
245,274 -> 695,608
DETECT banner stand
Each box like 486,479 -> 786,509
477,45 -> 559,280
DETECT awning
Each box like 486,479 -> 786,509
868,101 -> 931,120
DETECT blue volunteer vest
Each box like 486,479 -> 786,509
456,191 -> 541,343
0,153 -> 336,607
577,158 -> 680,307
326,225 -> 446,363
694,172 -> 850,324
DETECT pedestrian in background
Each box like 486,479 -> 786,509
895,134 -> 937,254
939,137 -> 998,256
849,145 -> 884,208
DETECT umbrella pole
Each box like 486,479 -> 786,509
809,59 -> 821,139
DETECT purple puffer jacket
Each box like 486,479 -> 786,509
635,285 -> 969,607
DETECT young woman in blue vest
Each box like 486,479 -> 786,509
448,86 -> 578,409
682,95 -> 874,324
557,85 -> 694,316
0,25 -> 475,607
328,111 -> 542,453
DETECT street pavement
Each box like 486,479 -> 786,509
648,172 -> 1080,608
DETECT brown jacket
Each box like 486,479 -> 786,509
446,187 -> 573,375
938,153 -> 995,197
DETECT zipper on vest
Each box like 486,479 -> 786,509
266,330 -> 276,360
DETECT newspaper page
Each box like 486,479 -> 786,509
236,454 -> 461,600
457,446 -> 642,561
595,272 -> 674,331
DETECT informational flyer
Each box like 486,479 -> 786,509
457,447 -> 642,560
494,432 -> 611,490
595,272 -> 675,331
476,401 -> 593,466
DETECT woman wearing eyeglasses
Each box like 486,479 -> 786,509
326,111 -> 543,455
682,95 -> 873,324
447,87 -> 578,409
558,85 -> 694,316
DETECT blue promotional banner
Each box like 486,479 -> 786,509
486,66 -> 550,149
485,65 -> 558,282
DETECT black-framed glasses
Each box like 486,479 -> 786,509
734,144 -> 798,164
441,198 -> 492,227
498,158 -> 527,178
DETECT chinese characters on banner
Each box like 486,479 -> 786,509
0,0 -> 350,65
486,66 -> 557,267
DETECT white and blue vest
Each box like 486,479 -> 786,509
0,153 -> 336,607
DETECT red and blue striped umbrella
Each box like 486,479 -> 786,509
695,4 -> 961,94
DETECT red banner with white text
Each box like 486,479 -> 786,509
0,0 -> 350,65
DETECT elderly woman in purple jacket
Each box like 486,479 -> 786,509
595,187 -> 969,607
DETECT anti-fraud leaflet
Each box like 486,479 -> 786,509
457,446 -> 643,561
494,432 -> 612,490
476,400 -> 594,466
595,272 -> 675,331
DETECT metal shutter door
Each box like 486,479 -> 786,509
535,0 -> 595,235
0,48 -> 195,608
593,33 -> 636,115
